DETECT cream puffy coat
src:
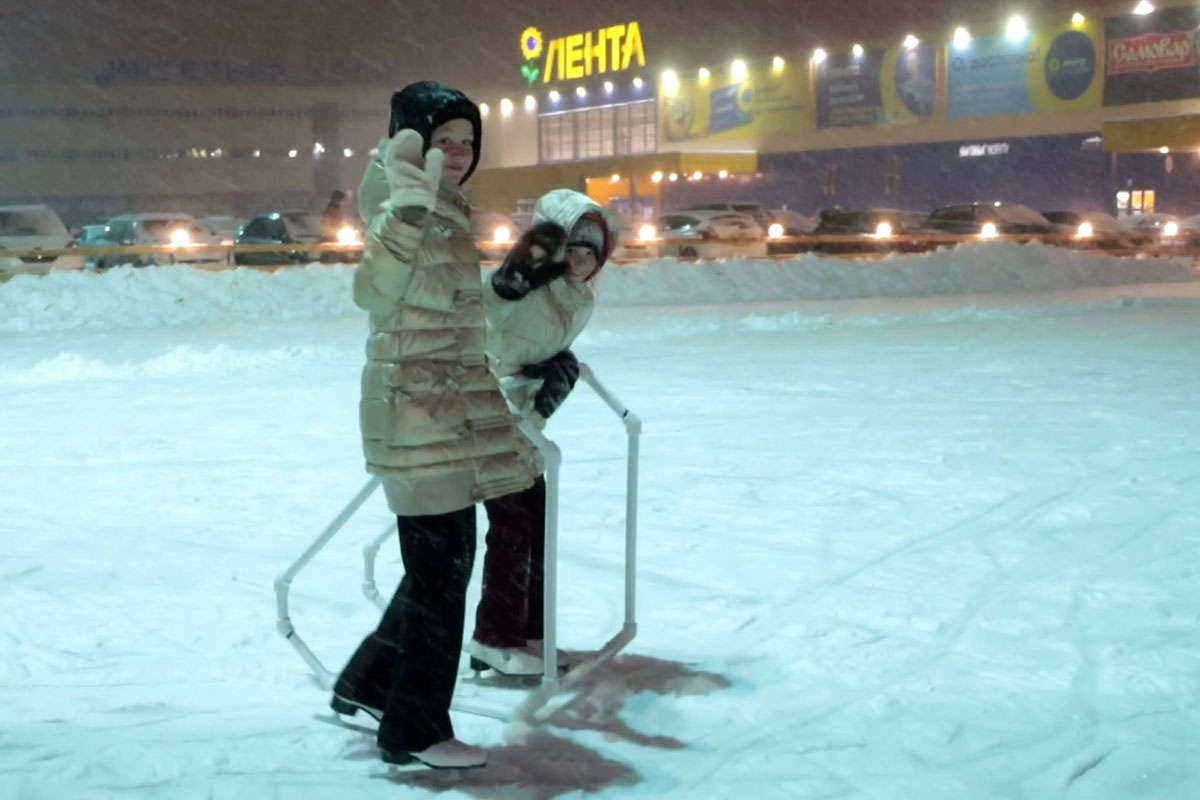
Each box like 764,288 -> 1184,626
353,145 -> 538,515
484,189 -> 619,427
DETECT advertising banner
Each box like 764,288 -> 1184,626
1104,6 -> 1200,105
660,58 -> 812,143
946,21 -> 1100,118
815,43 -> 935,128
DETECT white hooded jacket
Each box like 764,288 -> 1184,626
483,189 -> 619,427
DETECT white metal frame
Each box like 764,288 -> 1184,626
274,363 -> 641,724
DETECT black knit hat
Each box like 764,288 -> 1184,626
387,81 -> 482,184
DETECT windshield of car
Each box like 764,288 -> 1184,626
1041,212 -> 1078,225
657,215 -> 702,229
819,211 -> 876,229
0,209 -> 69,237
281,212 -> 323,237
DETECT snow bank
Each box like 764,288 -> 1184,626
1,242 -> 1197,333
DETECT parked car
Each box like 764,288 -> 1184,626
1040,210 -> 1129,248
679,201 -> 773,230
1116,212 -> 1180,247
763,208 -> 816,255
0,204 -> 83,275
650,209 -> 767,259
235,210 -> 362,265
923,202 -> 1058,239
811,208 -> 929,254
86,213 -> 224,268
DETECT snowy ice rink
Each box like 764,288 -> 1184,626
2,244 -> 1199,799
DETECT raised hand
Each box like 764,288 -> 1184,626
385,129 -> 443,214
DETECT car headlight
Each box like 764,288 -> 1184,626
169,228 -> 191,246
1163,221 -> 1178,237
638,223 -> 657,241
874,221 -> 893,238
1076,222 -> 1093,238
336,226 -> 359,245
979,222 -> 999,238
767,222 -> 784,239
492,225 -> 511,244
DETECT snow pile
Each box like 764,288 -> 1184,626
1,242 -> 1197,333
597,242 -> 1200,305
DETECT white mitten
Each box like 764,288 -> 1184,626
384,129 -> 443,213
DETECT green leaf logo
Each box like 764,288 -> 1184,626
520,61 -> 541,87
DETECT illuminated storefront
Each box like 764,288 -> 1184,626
473,1 -> 1200,224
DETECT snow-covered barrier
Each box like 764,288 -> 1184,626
1,242 -> 1197,333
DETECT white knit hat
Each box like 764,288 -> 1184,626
567,216 -> 606,262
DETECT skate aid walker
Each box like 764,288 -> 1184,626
275,363 -> 641,724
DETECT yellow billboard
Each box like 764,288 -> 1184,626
659,57 -> 813,143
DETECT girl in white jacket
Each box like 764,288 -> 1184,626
467,189 -> 619,676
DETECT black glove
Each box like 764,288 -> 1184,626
522,349 -> 580,419
491,221 -> 569,300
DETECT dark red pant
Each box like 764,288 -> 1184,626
472,476 -> 546,647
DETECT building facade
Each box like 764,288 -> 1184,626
4,3 -> 1200,228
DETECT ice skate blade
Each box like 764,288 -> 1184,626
329,694 -> 382,721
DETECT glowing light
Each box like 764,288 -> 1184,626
1164,221 -> 1179,237
253,149 -> 261,158
852,44 -> 864,57
500,98 -> 513,115
953,27 -> 972,50
692,171 -> 702,180
1159,146 -> 1170,154
698,67 -> 710,80
875,221 -> 893,238
337,226 -> 359,245
1072,12 -> 1086,24
575,86 -> 587,98
632,77 -> 644,88
980,222 -> 999,238
169,228 -> 191,246
638,223 -> 657,240
1006,16 -> 1028,41
312,142 -> 325,156
651,170 -> 663,183
668,172 -> 679,182
718,170 -> 729,179
611,173 -> 621,182
604,81 -> 614,93
288,149 -> 298,158
812,48 -> 828,64
772,56 -> 785,71
549,90 -> 561,102
661,69 -> 679,94
767,223 -> 784,238
343,147 -> 353,157
492,225 -> 511,244
731,60 -> 748,80
1077,222 -> 1094,238
524,94 -> 537,111
904,34 -> 920,49
1133,1 -> 1155,15
479,102 -> 489,116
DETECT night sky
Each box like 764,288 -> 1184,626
8,0 -> 1119,92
